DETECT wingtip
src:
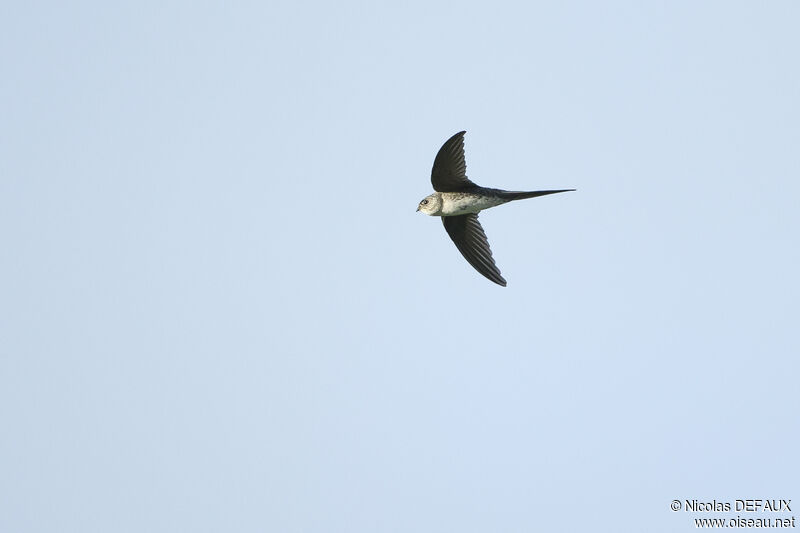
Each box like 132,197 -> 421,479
490,275 -> 507,287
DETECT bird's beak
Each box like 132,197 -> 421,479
416,206 -> 420,212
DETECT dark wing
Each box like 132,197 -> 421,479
431,131 -> 478,192
442,214 -> 506,286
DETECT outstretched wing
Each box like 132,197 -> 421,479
441,213 -> 506,286
431,131 -> 478,192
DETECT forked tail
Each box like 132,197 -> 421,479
499,189 -> 576,201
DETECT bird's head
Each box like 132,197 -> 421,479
416,193 -> 443,215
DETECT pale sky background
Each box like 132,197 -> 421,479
2,2 -> 798,532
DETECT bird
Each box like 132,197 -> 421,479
417,131 -> 574,286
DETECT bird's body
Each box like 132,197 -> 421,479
417,131 -> 574,286
423,190 -> 509,216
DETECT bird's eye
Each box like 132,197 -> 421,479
422,199 -> 429,205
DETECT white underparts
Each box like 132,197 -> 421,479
440,192 -> 509,216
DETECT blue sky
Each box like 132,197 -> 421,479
2,2 -> 798,532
